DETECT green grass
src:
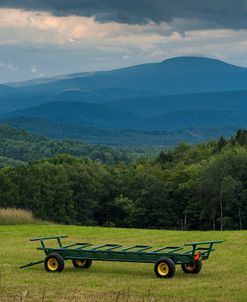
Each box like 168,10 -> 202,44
0,225 -> 246,302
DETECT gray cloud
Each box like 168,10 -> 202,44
1,0 -> 247,29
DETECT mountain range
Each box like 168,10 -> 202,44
1,56 -> 247,146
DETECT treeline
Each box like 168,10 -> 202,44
1,129 -> 247,230
0,124 -> 128,165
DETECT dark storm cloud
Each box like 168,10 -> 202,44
1,0 -> 247,29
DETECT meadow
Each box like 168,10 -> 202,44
0,224 -> 246,302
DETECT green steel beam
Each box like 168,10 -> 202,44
104,245 -> 122,251
30,235 -> 68,241
120,245 -> 151,252
151,246 -> 183,253
185,240 -> 223,246
75,243 -> 93,250
133,246 -> 152,252
20,260 -> 44,269
62,243 -> 91,249
90,244 -> 109,250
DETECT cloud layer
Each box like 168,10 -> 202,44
1,0 -> 247,29
1,2 -> 247,83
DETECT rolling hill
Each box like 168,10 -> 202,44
0,124 -> 128,165
8,56 -> 247,95
0,116 -> 236,147
5,90 -> 247,132
5,101 -> 144,129
1,56 -> 247,146
106,90 -> 247,118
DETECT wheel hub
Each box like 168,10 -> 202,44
157,262 -> 169,276
76,259 -> 86,267
47,258 -> 59,271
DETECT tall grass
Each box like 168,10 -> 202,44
0,208 -> 44,225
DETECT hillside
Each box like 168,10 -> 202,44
5,101 -> 144,129
107,90 -> 247,117
1,116 -> 236,146
0,124 -> 128,165
5,94 -> 247,132
1,56 -> 247,146
145,109 -> 247,130
1,129 -> 247,230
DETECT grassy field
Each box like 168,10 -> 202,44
0,225 -> 246,302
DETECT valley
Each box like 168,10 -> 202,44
1,56 -> 246,147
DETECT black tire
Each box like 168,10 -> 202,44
154,258 -> 176,278
72,259 -> 92,269
44,253 -> 64,272
181,261 -> 202,274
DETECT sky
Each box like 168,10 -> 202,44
1,0 -> 247,83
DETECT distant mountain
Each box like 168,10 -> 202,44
0,84 -> 15,96
145,109 -> 247,131
5,101 -> 144,129
6,56 -> 247,96
5,89 -> 247,132
1,56 -> 247,147
0,87 -> 159,115
107,90 -> 247,117
157,56 -> 244,73
1,116 -> 236,147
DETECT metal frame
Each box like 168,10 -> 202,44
20,236 -> 223,269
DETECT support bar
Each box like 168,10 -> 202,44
62,243 -> 80,249
179,249 -> 193,255
90,244 -> 109,250
197,247 -> 216,251
104,245 -> 122,251
119,245 -> 151,252
200,249 -> 215,254
20,260 -> 44,269
89,244 -> 122,251
62,243 -> 91,249
30,236 -> 68,241
185,240 -> 223,246
133,246 -> 152,252
151,246 -> 183,253
75,243 -> 93,250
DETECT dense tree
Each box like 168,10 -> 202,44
1,130 -> 247,230
0,124 -> 128,165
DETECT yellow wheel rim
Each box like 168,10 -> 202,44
75,259 -> 86,267
47,258 -> 59,271
184,262 -> 196,272
157,262 -> 169,276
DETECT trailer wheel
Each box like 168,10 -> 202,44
44,253 -> 64,272
181,261 -> 202,274
72,259 -> 92,269
154,258 -> 176,278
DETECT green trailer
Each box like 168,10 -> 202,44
20,235 -> 223,278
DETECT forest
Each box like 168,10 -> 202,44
0,124 -> 128,167
1,128 -> 247,230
